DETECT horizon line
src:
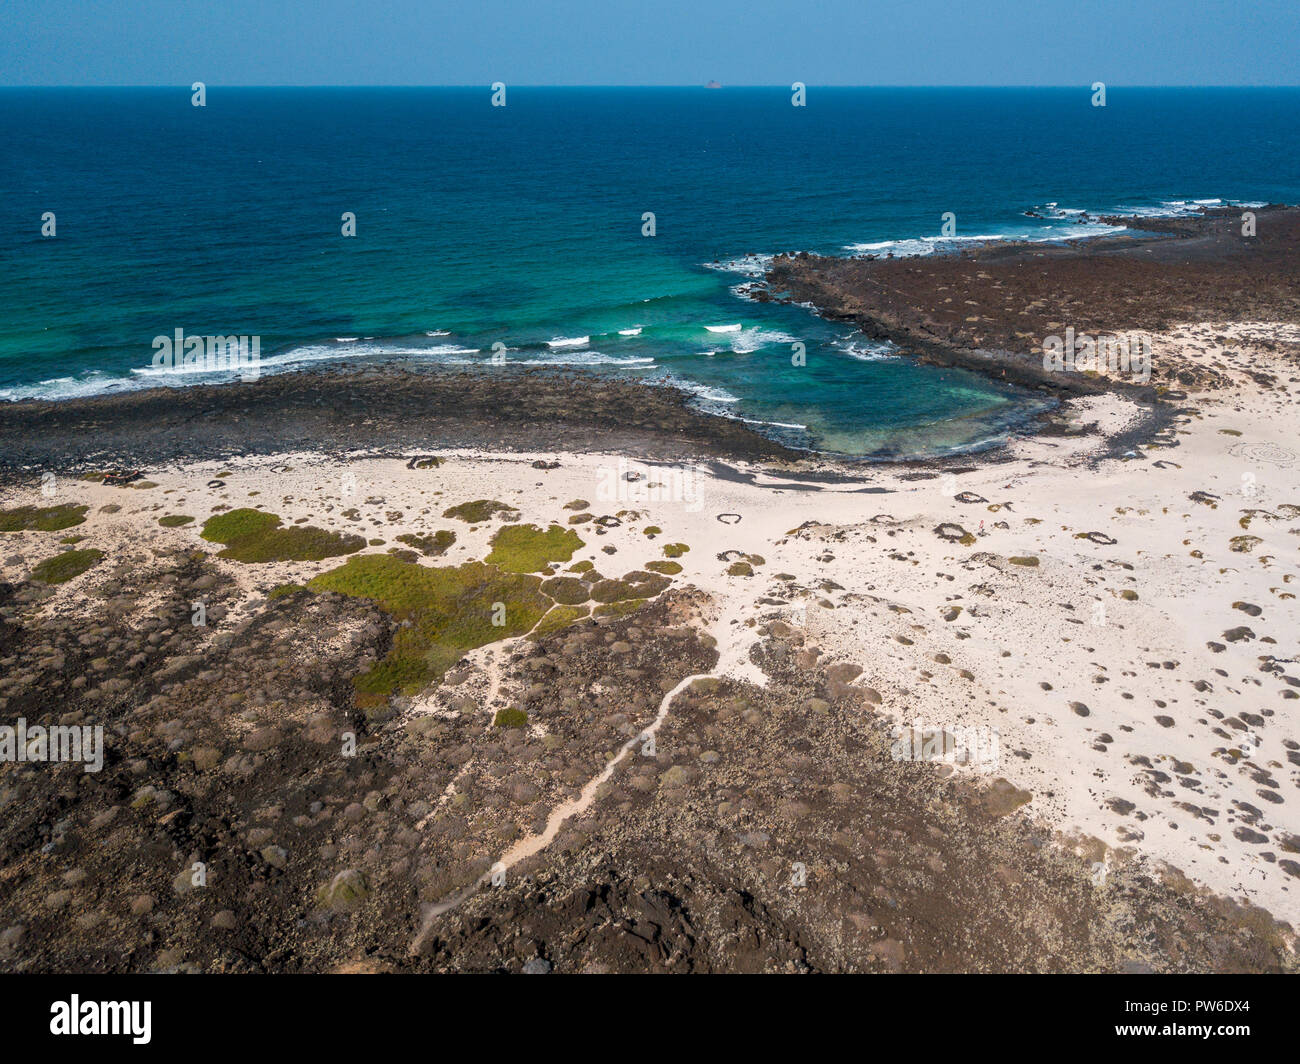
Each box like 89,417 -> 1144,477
3,83 -> 1299,90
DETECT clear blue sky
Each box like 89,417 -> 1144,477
4,0 -> 1298,86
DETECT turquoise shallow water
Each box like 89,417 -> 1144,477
2,87 -> 1299,456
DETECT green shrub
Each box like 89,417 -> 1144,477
32,548 -> 104,584
201,508 -> 364,562
529,604 -> 589,641
442,500 -> 518,523
589,571 -> 671,603
486,523 -> 583,573
0,504 -> 89,533
308,555 -> 549,705
397,530 -> 456,556
540,575 -> 589,604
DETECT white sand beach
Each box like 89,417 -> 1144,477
4,321 -> 1296,924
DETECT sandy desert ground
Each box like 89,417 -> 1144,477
2,320 -> 1295,961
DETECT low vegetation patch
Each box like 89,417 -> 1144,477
487,523 -> 584,573
589,570 -> 671,603
201,508 -> 364,563
540,575 -> 590,604
308,555 -> 549,708
0,504 -> 89,533
303,536 -> 670,710
442,499 -> 518,523
32,548 -> 104,584
593,600 -> 647,619
528,604 -> 589,641
396,530 -> 456,557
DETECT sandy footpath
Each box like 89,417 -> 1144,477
3,321 -> 1297,922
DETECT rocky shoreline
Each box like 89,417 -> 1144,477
2,209 -> 1299,975
15,209 -> 1293,481
759,205 -> 1300,410
0,366 -> 801,485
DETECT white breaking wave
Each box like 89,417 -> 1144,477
0,371 -> 141,402
677,381 -> 741,403
517,352 -> 654,366
1,338 -> 655,403
433,349 -> 654,367
1106,197 -> 1263,219
646,374 -> 807,436
618,327 -> 643,336
546,335 -> 589,348
130,341 -> 482,380
728,326 -> 797,354
732,414 -> 808,430
1037,202 -> 1087,218
843,223 -> 1122,258
703,254 -> 774,278
1112,200 -> 1214,218
666,378 -> 810,433
705,323 -> 743,333
840,339 -> 896,362
646,374 -> 741,405
844,234 -> 1003,257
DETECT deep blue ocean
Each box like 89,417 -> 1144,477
3,87 -> 1299,456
